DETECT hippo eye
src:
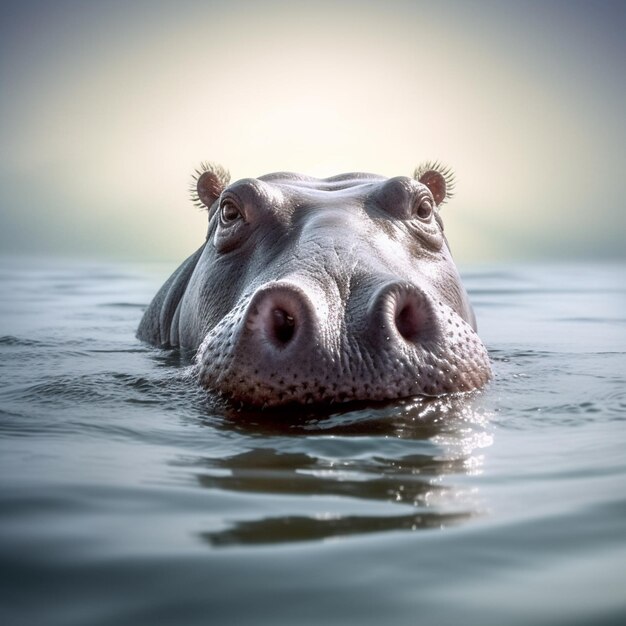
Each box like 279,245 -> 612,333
220,199 -> 243,224
415,199 -> 433,220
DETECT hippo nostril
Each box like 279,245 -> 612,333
271,308 -> 296,345
395,302 -> 422,341
244,281 -> 318,354
367,283 -> 434,345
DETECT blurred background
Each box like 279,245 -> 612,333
1,0 -> 624,264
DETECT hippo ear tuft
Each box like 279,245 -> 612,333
190,162 -> 231,211
413,161 -> 455,207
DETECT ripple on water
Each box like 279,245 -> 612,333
0,335 -> 55,348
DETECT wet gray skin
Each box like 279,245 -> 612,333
137,163 -> 491,407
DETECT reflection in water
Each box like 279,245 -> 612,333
189,394 -> 492,547
203,511 -> 470,547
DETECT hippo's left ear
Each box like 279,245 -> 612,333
413,161 -> 455,207
190,162 -> 231,212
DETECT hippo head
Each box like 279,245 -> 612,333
138,162 -> 491,407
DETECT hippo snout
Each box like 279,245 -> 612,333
196,277 -> 490,407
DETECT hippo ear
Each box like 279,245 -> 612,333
413,161 -> 455,207
190,162 -> 231,211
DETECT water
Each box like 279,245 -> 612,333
1,258 -> 625,626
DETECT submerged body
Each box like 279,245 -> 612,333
138,164 -> 491,406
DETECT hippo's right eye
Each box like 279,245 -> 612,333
415,198 -> 433,220
220,199 -> 243,225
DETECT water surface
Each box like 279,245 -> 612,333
1,258 -> 625,625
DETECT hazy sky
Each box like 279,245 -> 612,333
1,0 -> 624,263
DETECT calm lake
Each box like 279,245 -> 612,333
1,258 -> 625,626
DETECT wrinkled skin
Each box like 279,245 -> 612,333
138,167 -> 491,407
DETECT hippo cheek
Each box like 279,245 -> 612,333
197,281 -> 490,407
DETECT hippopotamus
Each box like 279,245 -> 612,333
138,162 -> 491,407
